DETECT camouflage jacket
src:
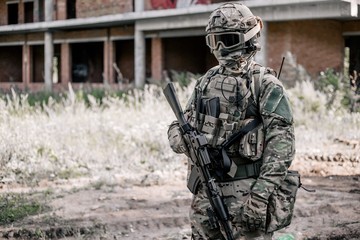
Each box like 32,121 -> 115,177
184,61 -> 295,201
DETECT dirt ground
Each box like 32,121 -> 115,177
1,175 -> 359,239
1,145 -> 360,240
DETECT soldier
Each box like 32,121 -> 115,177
168,2 -> 296,240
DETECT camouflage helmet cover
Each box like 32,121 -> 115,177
206,3 -> 262,35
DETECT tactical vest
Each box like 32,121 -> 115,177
186,63 -> 276,192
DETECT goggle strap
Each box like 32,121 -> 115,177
244,23 -> 261,42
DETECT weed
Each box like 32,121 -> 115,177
0,193 -> 44,224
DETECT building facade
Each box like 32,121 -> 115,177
0,0 -> 359,91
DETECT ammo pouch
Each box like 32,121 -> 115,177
266,170 -> 300,233
238,119 -> 265,161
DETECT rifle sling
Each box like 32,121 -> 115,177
220,118 -> 261,175
187,118 -> 262,193
222,118 -> 261,150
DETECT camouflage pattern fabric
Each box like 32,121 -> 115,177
168,120 -> 189,154
190,179 -> 273,239
267,171 -> 300,232
167,2 -> 296,238
182,62 -> 296,238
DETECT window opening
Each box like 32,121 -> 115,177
7,2 -> 19,25
24,1 -> 34,23
71,42 -> 103,83
345,36 -> 360,112
67,0 -> 76,19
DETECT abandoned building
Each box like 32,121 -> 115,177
0,0 -> 359,91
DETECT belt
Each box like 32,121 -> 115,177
187,159 -> 262,194
216,178 -> 255,197
221,159 -> 262,181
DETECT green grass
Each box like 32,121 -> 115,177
0,193 -> 45,224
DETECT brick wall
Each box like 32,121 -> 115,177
0,0 -> 7,25
342,20 -> 360,32
56,0 -> 67,20
163,36 -> 214,74
76,0 -> 133,18
268,20 -> 344,78
144,0 -> 217,10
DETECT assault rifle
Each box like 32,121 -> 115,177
163,82 -> 234,240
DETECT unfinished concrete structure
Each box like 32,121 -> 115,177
0,0 -> 359,91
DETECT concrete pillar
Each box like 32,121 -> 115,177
33,0 -> 39,22
134,26 -> 146,88
22,42 -> 32,87
255,21 -> 267,67
45,0 -> 53,22
19,0 -> 24,24
61,42 -> 71,86
104,40 -> 110,84
134,0 -> 146,88
134,0 -> 144,12
44,32 -> 53,91
109,39 -> 115,84
104,30 -> 115,84
44,0 -> 53,91
151,37 -> 164,82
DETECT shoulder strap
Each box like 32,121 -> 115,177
198,65 -> 220,92
250,66 -> 276,106
185,66 -> 220,115
250,66 -> 265,106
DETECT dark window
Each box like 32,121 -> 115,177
32,45 -> 44,83
345,36 -> 360,101
24,1 -> 34,23
71,42 -> 103,83
0,46 -> 22,82
38,0 -> 45,21
345,36 -> 360,76
7,3 -> 19,25
115,40 -> 134,82
67,0 -> 76,19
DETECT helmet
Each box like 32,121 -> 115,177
205,3 -> 263,72
206,3 -> 260,33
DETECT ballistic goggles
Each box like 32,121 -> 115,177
206,23 -> 261,50
206,32 -> 245,50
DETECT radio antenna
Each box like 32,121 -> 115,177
278,57 -> 285,79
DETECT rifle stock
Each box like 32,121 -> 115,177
163,82 -> 234,240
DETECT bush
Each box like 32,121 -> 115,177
315,68 -> 357,111
0,87 -> 126,109
169,70 -> 200,89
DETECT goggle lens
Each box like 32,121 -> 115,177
206,32 -> 244,50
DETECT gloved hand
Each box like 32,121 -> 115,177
240,193 -> 268,232
167,121 -> 189,155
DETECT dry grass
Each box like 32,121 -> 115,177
0,80 -> 359,187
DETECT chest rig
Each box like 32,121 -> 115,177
186,64 -> 274,191
189,65 -> 266,150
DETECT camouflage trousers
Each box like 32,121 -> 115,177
189,178 -> 273,240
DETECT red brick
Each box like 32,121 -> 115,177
268,20 -> 344,78
76,0 -> 133,18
